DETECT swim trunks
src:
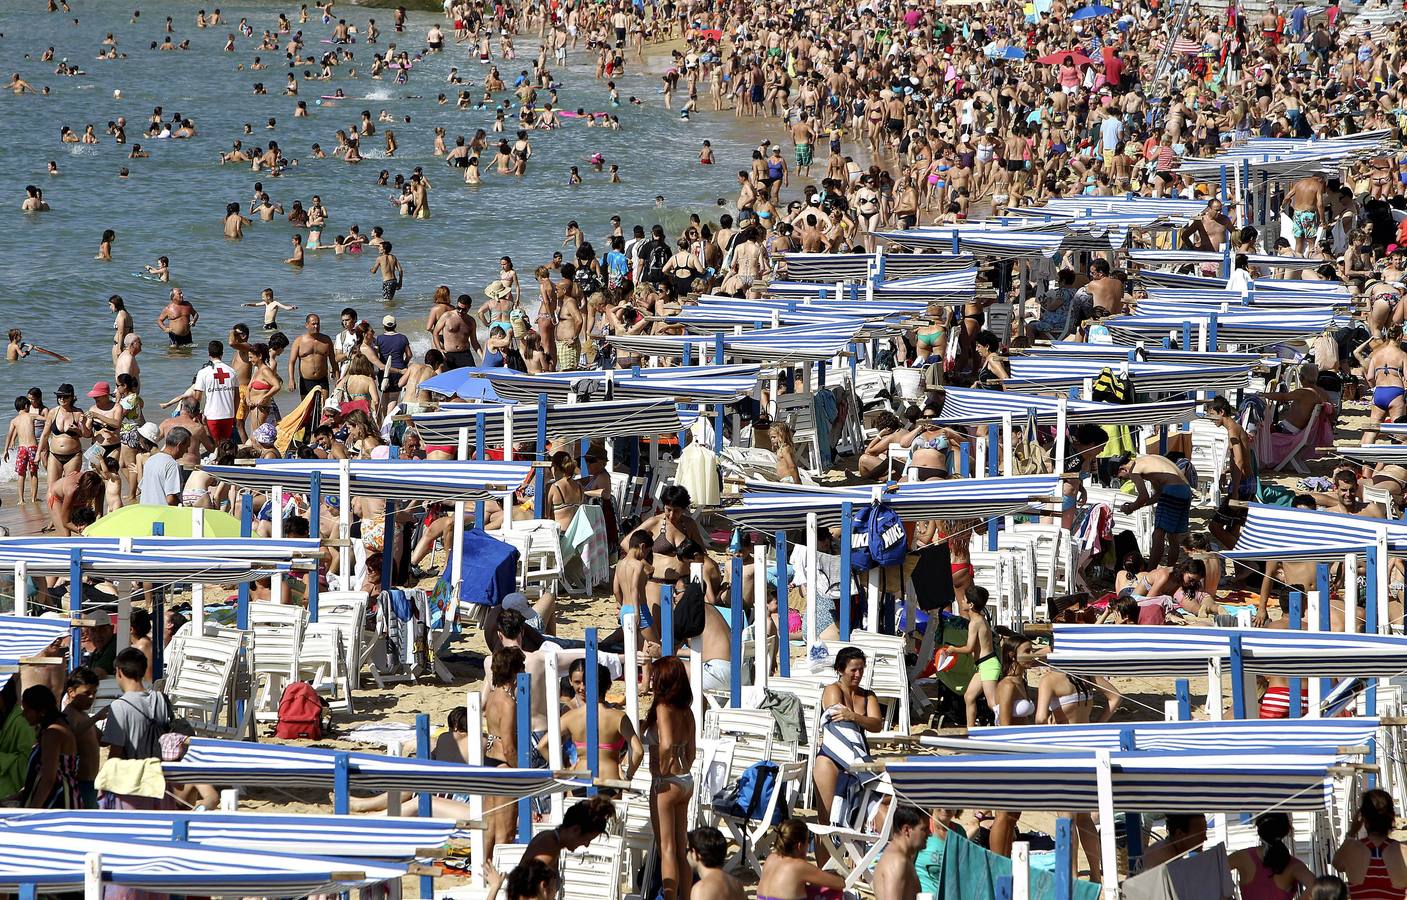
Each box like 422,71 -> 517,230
795,143 -> 812,167
1291,208 -> 1319,238
444,349 -> 477,370
13,445 -> 37,476
381,277 -> 401,301
207,418 -> 235,443
168,331 -> 193,347
298,375 -> 330,397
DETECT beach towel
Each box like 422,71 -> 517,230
934,830 -> 1102,900
560,504 -> 609,590
0,706 -> 35,800
819,708 -> 878,826
442,528 -> 519,611
675,441 -> 721,507
1121,842 -> 1234,900
96,757 -> 166,799
274,386 -> 325,455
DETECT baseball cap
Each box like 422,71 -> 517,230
87,381 -> 112,398
382,315 -> 397,328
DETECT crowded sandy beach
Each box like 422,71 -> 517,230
5,0 -> 1407,898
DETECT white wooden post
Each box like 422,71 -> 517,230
338,458 -> 352,584
1012,841 -> 1031,900
1345,553 -> 1359,635
1207,657 -> 1223,721
504,406 -> 515,462
271,485 -> 285,605
1308,590 -> 1323,718
806,513 -> 819,649
466,690 -> 486,888
387,739 -> 403,816
13,561 -> 25,616
753,544 -> 769,689
1095,751 -> 1118,900
543,651 -> 565,823
1001,412 -> 1014,477
219,788 -> 239,810
84,852 -> 102,900
1054,398 -> 1069,473
191,508 -> 205,631
1376,527 -> 1390,636
623,605 -> 641,734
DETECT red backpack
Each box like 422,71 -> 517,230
275,682 -> 327,740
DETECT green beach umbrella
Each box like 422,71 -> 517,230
86,504 -> 242,538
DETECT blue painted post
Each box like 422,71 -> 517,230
380,501 -> 397,589
475,412 -> 487,526
659,584 -> 674,657
534,394 -> 549,519
150,523 -> 165,681
1176,679 -> 1191,720
986,434 -> 999,553
238,495 -> 253,630
840,502 -> 854,640
172,818 -> 188,841
951,233 -> 960,255
1229,634 -> 1247,719
959,442 -> 971,478
1180,321 -> 1192,351
585,628 -> 600,796
333,752 -> 350,814
19,884 -> 35,900
68,549 -> 82,673
308,472 -> 322,623
416,713 -> 436,892
1120,729 -> 1144,871
1054,817 -> 1073,900
775,531 -> 790,677
1317,562 -> 1332,703
1221,241 -> 1231,279
730,557 -> 744,704
1289,590 -> 1304,718
515,672 -> 532,840
1207,314 -> 1219,351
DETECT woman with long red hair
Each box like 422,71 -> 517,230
645,656 -> 696,900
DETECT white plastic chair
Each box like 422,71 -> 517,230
825,630 -> 910,731
165,631 -> 245,738
1188,419 -> 1231,508
703,708 -> 805,874
299,623 -> 352,712
315,591 -> 372,690
501,519 -> 566,597
247,602 -> 308,721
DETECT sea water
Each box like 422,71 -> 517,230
0,0 -> 762,444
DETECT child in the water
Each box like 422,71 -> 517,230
588,152 -> 604,172
699,140 -> 713,164
567,166 -> 581,185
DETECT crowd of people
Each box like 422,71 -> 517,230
9,0 -> 1407,894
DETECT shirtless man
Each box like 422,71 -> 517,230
10,73 -> 36,94
431,294 -> 481,369
1284,174 -> 1328,255
157,287 -> 198,347
687,828 -> 744,900
1083,259 -> 1124,315
160,399 -> 214,466
872,807 -> 928,900
1180,198 -> 1234,253
1119,453 -> 1192,567
790,112 -> 815,178
1206,396 -> 1257,547
286,313 -> 336,397
115,334 -> 141,382
399,348 -> 442,407
1261,363 -> 1330,433
371,241 -> 404,301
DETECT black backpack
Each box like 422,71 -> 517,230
644,242 -> 670,282
672,582 -> 707,642
1091,366 -> 1136,404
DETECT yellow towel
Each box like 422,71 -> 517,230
275,387 -> 325,455
95,757 -> 166,798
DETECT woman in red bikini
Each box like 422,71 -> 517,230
1333,789 -> 1407,899
544,661 -> 642,785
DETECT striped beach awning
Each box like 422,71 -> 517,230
0,829 -> 406,894
886,749 -> 1340,813
0,537 -> 322,561
1222,503 -> 1407,562
163,738 -> 585,795
604,322 -> 863,362
412,398 -> 699,444
203,460 -> 536,502
935,386 -> 1199,428
1004,357 -> 1251,394
0,809 -> 459,858
0,616 -> 68,668
422,365 -> 762,404
966,718 -> 1379,753
724,475 -> 1062,530
0,549 -> 290,581
1130,248 -> 1326,271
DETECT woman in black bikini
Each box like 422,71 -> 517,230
37,384 -> 89,493
623,485 -> 709,638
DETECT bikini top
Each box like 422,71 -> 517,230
653,520 -> 680,556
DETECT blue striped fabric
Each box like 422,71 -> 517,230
725,475 -> 1062,530
0,830 -> 406,893
767,270 -> 977,302
885,750 -> 1339,813
1130,249 -> 1324,271
936,386 -> 1198,427
1330,445 -> 1407,466
604,322 -> 862,362
0,549 -> 290,580
439,365 -> 762,403
1222,503 -> 1407,561
413,398 -> 698,444
1048,624 -> 1407,677
1004,357 -> 1251,393
0,809 -> 458,858
777,251 -> 973,282
204,460 -> 535,502
1022,344 -> 1268,366
163,737 -> 585,795
0,616 -> 68,667
1018,196 -> 1210,219
969,718 -> 1379,753
0,537 -> 321,560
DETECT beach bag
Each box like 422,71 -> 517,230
850,502 -> 907,571
712,761 -> 787,825
275,681 -> 328,740
1091,366 -> 1135,404
671,581 -> 707,642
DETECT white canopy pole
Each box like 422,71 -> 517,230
806,512 -> 819,649
84,852 -> 102,900
1001,412 -> 1014,477
1095,751 -> 1118,900
338,458 -> 352,584
271,485 -> 285,604
191,508 -> 205,631
754,543 -> 770,691
543,651 -> 565,823
465,689 -> 486,888
13,561 -> 25,616
690,637 -> 705,734
1207,657 -> 1224,721
1307,589 -> 1323,718
1012,841 -> 1031,900
622,605 -> 640,733
504,406 -> 515,462
1376,527 -> 1390,636
1345,553 -> 1358,636
1054,398 -> 1069,474
867,485 -> 881,631
452,427 -> 469,600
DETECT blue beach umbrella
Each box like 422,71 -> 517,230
1071,4 -> 1114,18
985,45 -> 1027,60
418,367 -> 506,401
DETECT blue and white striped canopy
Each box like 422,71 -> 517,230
1130,249 -> 1324,271
767,270 -> 977,303
1105,309 -> 1332,346
1329,444 -> 1407,466
672,294 -> 928,330
605,322 -> 862,362
429,364 -> 762,404
0,537 -> 321,561
885,749 -> 1340,813
1138,269 -> 1352,292
0,548 -> 290,581
163,738 -> 584,795
1223,503 -> 1407,562
1048,624 -> 1407,677
204,460 -> 536,501
1022,343 -> 1269,367
936,386 -> 1198,427
0,829 -> 406,894
1004,357 -> 1251,394
966,718 -> 1379,753
412,398 -> 698,444
724,475 -> 1062,530
778,251 -> 973,282
0,809 -> 458,858
0,616 -> 68,667
1017,196 -> 1210,219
